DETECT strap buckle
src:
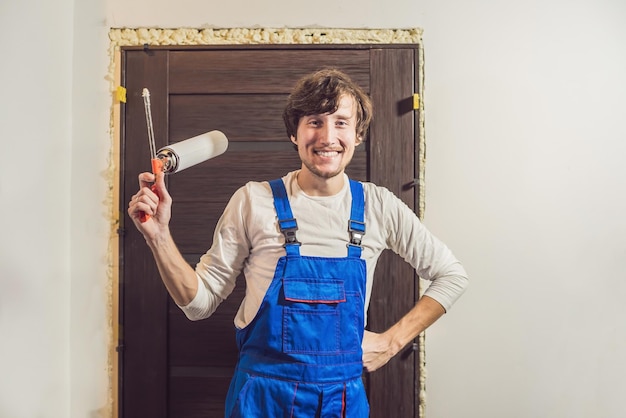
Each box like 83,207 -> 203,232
279,218 -> 301,247
348,219 -> 366,247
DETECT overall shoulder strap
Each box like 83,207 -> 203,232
347,179 -> 366,258
268,178 -> 301,256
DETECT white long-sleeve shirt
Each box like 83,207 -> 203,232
180,170 -> 468,329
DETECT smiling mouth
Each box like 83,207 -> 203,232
315,150 -> 341,157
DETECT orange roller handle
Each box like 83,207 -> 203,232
139,158 -> 164,223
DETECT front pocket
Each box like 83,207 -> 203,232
282,278 -> 345,354
283,278 -> 346,304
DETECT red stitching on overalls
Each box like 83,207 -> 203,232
290,382 -> 299,418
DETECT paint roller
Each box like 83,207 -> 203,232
140,88 -> 228,222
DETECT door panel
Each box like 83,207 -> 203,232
120,45 -> 422,417
169,94 -> 288,142
367,48 -> 420,417
169,50 -> 370,94
119,50 -> 170,418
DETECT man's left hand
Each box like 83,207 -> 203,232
361,330 -> 396,372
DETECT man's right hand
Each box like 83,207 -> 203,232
127,170 -> 172,242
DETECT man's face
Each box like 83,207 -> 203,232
291,95 -> 361,181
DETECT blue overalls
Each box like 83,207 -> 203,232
224,178 -> 369,418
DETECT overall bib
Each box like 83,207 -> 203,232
224,178 -> 369,418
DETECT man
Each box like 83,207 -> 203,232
128,68 -> 468,417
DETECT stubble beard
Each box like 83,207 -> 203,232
302,159 -> 345,180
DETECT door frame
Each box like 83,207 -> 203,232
107,27 -> 426,418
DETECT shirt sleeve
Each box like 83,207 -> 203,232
379,187 -> 469,312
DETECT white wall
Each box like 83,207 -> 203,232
1,1 -> 111,417
105,0 -> 424,29
1,0 -> 624,417
420,1 -> 626,417
70,0 -> 113,416
0,1 -> 75,417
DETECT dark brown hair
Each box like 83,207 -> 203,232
282,68 -> 373,141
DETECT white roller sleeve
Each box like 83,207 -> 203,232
157,130 -> 228,173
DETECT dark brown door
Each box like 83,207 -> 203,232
119,45 -> 422,417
